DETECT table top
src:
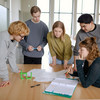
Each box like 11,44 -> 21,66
0,64 -> 100,100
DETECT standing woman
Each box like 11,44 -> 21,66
76,37 -> 100,88
47,21 -> 72,69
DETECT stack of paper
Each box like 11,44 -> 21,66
43,78 -> 78,98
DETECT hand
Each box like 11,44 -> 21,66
0,81 -> 10,87
73,65 -> 77,71
74,56 -> 78,71
64,60 -> 68,69
37,46 -> 42,51
66,65 -> 74,75
68,67 -> 74,74
49,63 -> 56,67
78,54 -> 84,60
64,64 -> 68,69
28,45 -> 34,51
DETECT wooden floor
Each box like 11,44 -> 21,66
0,64 -> 100,100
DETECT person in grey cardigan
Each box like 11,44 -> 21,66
20,6 -> 49,64
73,14 -> 100,71
0,21 -> 29,87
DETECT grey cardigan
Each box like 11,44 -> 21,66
0,31 -> 18,81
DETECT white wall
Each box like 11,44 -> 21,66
0,0 -> 37,23
0,0 -> 10,8
21,0 -> 36,21
10,0 -> 21,23
0,0 -> 21,23
0,0 -> 10,32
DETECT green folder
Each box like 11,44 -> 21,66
43,91 -> 72,98
43,78 -> 78,98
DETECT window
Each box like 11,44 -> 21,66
76,0 -> 95,34
0,5 -> 9,32
37,0 -> 49,27
99,1 -> 100,24
36,0 -> 96,36
54,0 -> 72,36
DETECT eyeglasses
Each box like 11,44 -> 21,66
19,34 -> 25,39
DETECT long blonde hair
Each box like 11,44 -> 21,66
52,21 -> 65,42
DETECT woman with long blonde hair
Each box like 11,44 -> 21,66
47,21 -> 72,69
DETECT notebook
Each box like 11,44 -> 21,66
43,78 -> 78,98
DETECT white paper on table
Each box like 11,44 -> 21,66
26,69 -> 67,82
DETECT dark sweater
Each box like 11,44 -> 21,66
20,20 -> 49,58
74,24 -> 100,56
76,57 -> 100,88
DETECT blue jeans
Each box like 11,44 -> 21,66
49,53 -> 74,64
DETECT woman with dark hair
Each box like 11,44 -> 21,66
75,37 -> 100,88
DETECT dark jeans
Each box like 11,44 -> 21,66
24,55 -> 42,64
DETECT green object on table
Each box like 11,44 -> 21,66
20,70 -> 32,79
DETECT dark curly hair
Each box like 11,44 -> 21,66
79,37 -> 100,61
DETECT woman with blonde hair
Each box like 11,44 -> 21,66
47,21 -> 72,69
75,37 -> 100,88
0,21 -> 29,87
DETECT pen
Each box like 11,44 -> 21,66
30,84 -> 40,88
65,70 -> 70,76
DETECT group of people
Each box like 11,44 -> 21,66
0,5 -> 100,88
